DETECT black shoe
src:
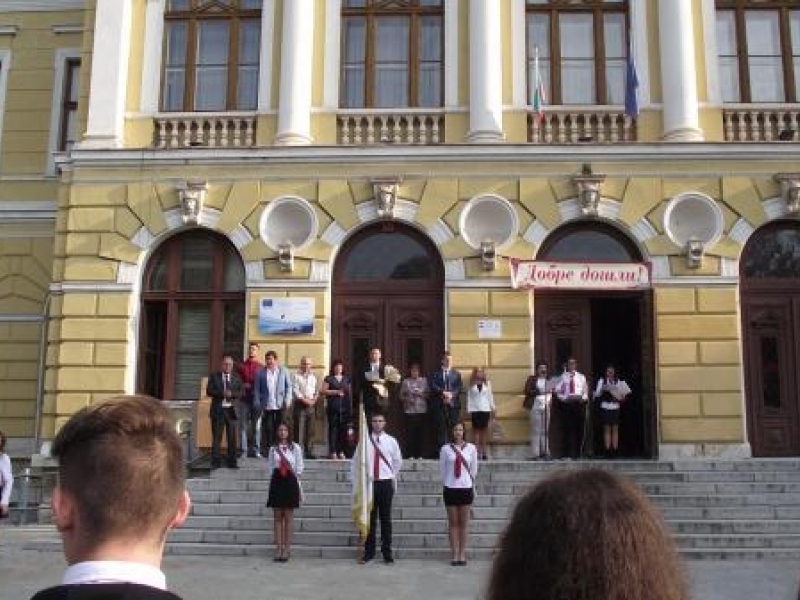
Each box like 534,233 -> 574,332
358,555 -> 374,564
450,560 -> 459,566
383,556 -> 394,565
227,462 -> 239,469
210,461 -> 221,469
247,451 -> 257,458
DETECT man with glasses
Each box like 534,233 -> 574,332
206,355 -> 242,469
292,356 -> 319,459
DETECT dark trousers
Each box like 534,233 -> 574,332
432,404 -> 460,451
404,413 -> 425,458
211,407 -> 237,467
260,409 -> 284,451
364,479 -> 394,559
327,409 -> 348,455
560,401 -> 586,459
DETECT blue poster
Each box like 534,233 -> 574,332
258,297 -> 315,335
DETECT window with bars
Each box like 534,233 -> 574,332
526,0 -> 629,106
341,0 -> 443,108
161,0 -> 261,112
716,0 -> 800,103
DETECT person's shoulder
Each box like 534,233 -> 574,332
31,583 -> 183,600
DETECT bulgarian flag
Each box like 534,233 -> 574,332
532,47 -> 546,124
350,406 -> 373,539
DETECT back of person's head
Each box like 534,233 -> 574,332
487,469 -> 688,600
52,395 -> 186,548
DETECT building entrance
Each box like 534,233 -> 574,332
332,223 -> 444,455
534,222 -> 656,458
534,293 -> 655,458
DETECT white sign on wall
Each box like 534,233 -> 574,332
258,297 -> 315,335
477,319 -> 502,339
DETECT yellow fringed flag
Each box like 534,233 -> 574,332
351,406 -> 373,538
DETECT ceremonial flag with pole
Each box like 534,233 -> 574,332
351,406 -> 373,539
624,42 -> 639,119
532,46 -> 546,124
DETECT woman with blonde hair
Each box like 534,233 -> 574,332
486,469 -> 688,600
466,367 -> 495,460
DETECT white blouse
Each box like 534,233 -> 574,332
0,453 -> 12,506
266,442 -> 304,476
467,382 -> 496,413
439,442 -> 478,489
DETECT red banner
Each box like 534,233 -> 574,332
511,259 -> 651,290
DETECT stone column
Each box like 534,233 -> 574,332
275,0 -> 314,145
140,0 -> 165,115
658,0 -> 703,141
82,0 -> 133,148
465,0 -> 503,142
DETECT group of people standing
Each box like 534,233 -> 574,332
524,357 -> 632,460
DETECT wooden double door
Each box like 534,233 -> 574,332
742,295 -> 800,456
534,292 -> 656,458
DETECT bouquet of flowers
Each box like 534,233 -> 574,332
371,365 -> 402,402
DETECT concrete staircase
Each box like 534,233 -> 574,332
168,458 -> 800,560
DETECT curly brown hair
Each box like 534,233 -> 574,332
486,469 -> 688,600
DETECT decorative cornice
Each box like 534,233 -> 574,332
0,0 -> 85,12
0,313 -> 44,322
50,282 -> 133,293
66,143 -> 800,173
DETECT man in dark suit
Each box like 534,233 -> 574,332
31,395 -> 189,600
206,355 -> 243,469
428,350 -> 463,450
358,347 -> 386,426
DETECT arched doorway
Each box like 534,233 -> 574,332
741,221 -> 800,456
332,223 -> 444,449
534,222 -> 655,458
138,229 -> 245,401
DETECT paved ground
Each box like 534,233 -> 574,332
1,526 -> 799,600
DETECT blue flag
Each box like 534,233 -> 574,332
624,49 -> 639,118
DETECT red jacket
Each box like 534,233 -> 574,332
237,358 -> 263,403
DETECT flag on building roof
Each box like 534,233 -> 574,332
350,406 -> 373,539
624,43 -> 639,119
532,47 -> 546,124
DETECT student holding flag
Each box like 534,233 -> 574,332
266,422 -> 304,563
439,421 -> 478,566
351,408 -> 402,565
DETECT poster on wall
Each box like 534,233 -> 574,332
258,297 -> 315,335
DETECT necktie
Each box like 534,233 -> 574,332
454,447 -> 462,478
223,373 -> 229,391
373,436 -> 380,479
443,370 -> 449,391
279,447 -> 289,477
569,374 -> 575,394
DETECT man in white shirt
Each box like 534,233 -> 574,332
358,411 -> 402,565
292,356 -> 319,458
31,395 -> 190,600
555,357 -> 589,459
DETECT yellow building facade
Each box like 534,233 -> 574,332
2,0 -> 800,460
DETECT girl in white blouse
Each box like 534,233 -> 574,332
266,423 -> 304,562
466,367 -> 496,460
439,421 -> 478,566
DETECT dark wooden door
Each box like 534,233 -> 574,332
743,296 -> 800,456
331,222 -> 445,451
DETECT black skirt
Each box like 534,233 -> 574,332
600,407 -> 621,426
443,486 -> 474,507
470,411 -> 491,430
267,469 -> 301,509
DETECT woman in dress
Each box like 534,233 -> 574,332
399,363 -> 428,459
320,359 -> 352,459
593,365 -> 631,458
266,422 -> 304,562
466,367 -> 495,460
440,421 -> 478,566
0,430 -> 12,536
